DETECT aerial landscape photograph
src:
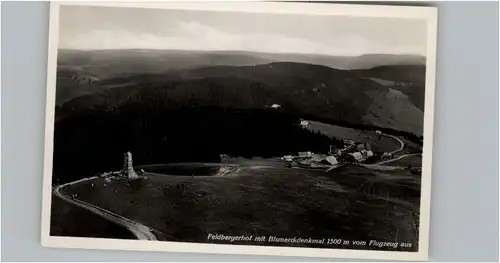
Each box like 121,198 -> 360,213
46,3 -> 430,253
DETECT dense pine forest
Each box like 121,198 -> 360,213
52,105 -> 344,184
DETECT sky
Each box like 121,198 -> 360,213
58,5 -> 428,57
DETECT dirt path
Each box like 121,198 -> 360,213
53,177 -> 157,241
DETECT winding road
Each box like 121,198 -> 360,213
376,153 -> 422,165
372,133 -> 422,166
53,177 -> 157,241
384,133 -> 405,155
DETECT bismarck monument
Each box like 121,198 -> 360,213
122,151 -> 138,179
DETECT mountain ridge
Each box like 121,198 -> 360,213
57,61 -> 425,136
57,49 -> 426,74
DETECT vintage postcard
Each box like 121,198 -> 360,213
41,1 -> 438,260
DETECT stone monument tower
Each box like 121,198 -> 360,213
123,151 -> 138,179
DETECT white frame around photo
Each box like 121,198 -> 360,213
40,1 -> 438,261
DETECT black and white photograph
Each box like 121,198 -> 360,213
41,2 -> 438,260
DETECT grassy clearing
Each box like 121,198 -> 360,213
306,120 -> 401,153
62,163 -> 420,252
402,140 -> 423,154
307,120 -> 423,161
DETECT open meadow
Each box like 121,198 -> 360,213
307,120 -> 400,153
59,161 -> 421,251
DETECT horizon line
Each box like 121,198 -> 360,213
57,48 -> 427,58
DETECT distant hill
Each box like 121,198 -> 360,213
57,49 -> 425,77
57,49 -> 275,78
58,62 -> 425,136
353,65 -> 426,110
56,49 -> 426,106
344,54 -> 425,70
56,49 -> 274,104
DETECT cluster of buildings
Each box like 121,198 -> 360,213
336,140 -> 375,163
279,139 -> 377,170
279,151 -> 340,170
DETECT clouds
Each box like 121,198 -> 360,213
61,21 -> 332,54
59,6 -> 427,56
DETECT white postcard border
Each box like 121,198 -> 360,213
40,2 -> 438,261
